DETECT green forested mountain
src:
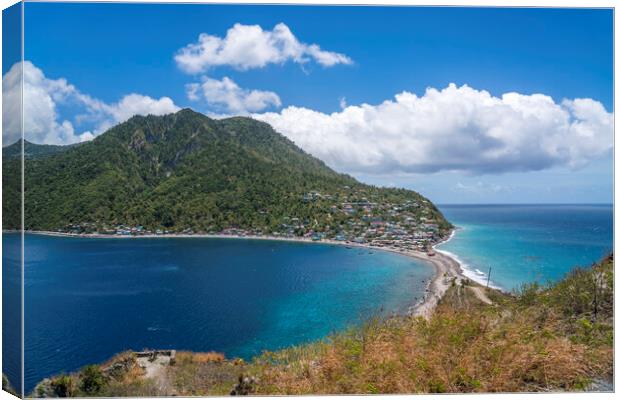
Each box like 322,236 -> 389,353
2,109 -> 451,237
2,139 -> 80,159
3,140 -> 82,229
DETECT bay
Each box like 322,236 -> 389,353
2,234 -> 433,392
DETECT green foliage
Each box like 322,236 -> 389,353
2,155 -> 20,230
2,139 -> 78,159
546,255 -> 613,324
3,109 -> 450,235
428,380 -> 447,393
365,382 -> 379,394
515,281 -> 542,306
2,373 -> 17,396
79,365 -> 106,395
50,375 -> 74,397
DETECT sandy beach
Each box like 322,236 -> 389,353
28,229 -> 468,318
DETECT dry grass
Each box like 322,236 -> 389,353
168,351 -> 241,396
253,306 -> 600,394
187,352 -> 226,363
251,257 -> 613,395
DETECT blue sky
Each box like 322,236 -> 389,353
2,1 -> 20,74
23,4 -> 612,110
3,3 -> 614,204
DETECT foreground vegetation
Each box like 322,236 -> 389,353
2,374 -> 17,397
32,254 -> 613,396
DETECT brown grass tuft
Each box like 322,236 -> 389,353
191,352 -> 226,363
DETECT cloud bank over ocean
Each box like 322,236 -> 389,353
255,84 -> 613,175
3,61 -> 612,178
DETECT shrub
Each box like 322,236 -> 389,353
2,374 -> 16,396
50,375 -> 74,397
79,365 -> 106,395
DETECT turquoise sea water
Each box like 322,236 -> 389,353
436,204 -> 613,291
2,234 -> 433,393
2,204 -> 613,392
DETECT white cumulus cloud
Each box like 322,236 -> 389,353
2,61 -> 180,146
81,93 -> 181,134
186,76 -> 281,114
175,23 -> 352,74
254,84 -> 613,175
2,61 -> 84,145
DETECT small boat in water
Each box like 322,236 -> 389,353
475,269 -> 486,276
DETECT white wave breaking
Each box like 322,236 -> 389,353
434,227 -> 503,291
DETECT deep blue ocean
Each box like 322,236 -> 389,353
3,235 -> 433,393
437,204 -> 613,290
2,204 -> 613,393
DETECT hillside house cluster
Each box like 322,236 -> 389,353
56,187 -> 448,251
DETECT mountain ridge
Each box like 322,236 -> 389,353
2,138 -> 82,159
2,108 -> 451,242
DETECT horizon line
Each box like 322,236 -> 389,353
437,202 -> 613,206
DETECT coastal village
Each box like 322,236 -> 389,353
55,185 -> 452,254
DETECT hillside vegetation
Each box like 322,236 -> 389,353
33,255 -> 613,396
2,374 -> 17,397
2,109 -> 451,245
2,139 -> 79,159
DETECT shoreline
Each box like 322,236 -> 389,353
25,229 -> 468,318
433,227 -> 503,290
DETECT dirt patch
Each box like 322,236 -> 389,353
468,286 -> 493,305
